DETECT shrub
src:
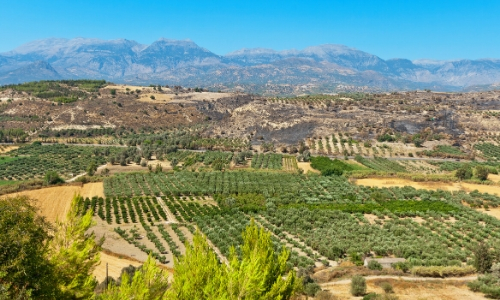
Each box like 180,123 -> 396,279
363,294 -> 399,300
303,282 -> 321,296
468,274 -> 500,298
377,134 -> 395,142
473,243 -> 493,273
367,260 -> 383,271
349,252 -> 364,266
476,166 -> 490,181
380,282 -> 393,294
391,262 -> 410,272
455,165 -> 473,180
44,171 -> 63,185
413,138 -> 423,147
316,291 -> 337,300
492,263 -> 500,277
351,275 -> 366,296
363,293 -> 378,300
410,265 -> 475,277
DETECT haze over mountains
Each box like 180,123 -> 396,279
0,37 -> 499,93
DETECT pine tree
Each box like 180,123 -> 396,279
167,220 -> 299,299
226,220 -> 299,299
49,194 -> 103,299
166,232 -> 226,299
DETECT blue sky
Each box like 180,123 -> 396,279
1,0 -> 498,60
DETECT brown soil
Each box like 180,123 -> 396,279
355,177 -> 500,198
363,214 -> 380,225
137,91 -> 233,104
297,162 -> 320,174
323,278 -> 485,300
461,183 -> 500,195
488,174 -> 500,183
1,182 -> 104,222
93,251 -> 143,283
355,178 -> 462,191
81,182 -> 105,198
477,207 -> 500,220
0,145 -> 18,153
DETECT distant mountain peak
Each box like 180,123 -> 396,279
226,48 -> 278,56
0,37 -> 499,90
0,60 -> 60,84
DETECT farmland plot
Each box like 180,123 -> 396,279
97,169 -> 500,271
0,143 -> 121,180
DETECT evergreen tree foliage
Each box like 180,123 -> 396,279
455,165 -> 473,180
49,194 -> 103,299
476,166 -> 490,181
225,221 -> 298,299
44,170 -> 64,185
167,231 -> 227,299
168,220 -> 299,299
0,196 -> 55,298
473,243 -> 493,273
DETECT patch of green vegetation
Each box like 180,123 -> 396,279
0,128 -> 28,143
421,145 -> 469,159
0,156 -> 20,164
0,180 -> 17,186
475,143 -> 500,160
430,161 -> 499,174
0,144 -> 121,180
0,80 -> 106,102
310,156 -> 360,176
354,155 -> 407,173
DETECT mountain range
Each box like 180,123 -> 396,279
1,37 -> 499,93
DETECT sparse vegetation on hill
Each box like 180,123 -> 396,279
0,80 -> 106,102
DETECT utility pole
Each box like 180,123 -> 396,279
105,263 -> 108,290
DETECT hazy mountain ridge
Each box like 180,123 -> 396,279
0,37 -> 499,93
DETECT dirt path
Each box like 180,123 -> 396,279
156,196 -> 178,223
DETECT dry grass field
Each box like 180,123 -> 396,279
1,182 -> 104,222
461,182 -> 500,195
297,162 -> 320,174
354,178 -> 462,192
354,177 -> 500,197
93,252 -> 143,283
0,145 -> 18,153
323,278 -> 485,300
478,207 -> 500,220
